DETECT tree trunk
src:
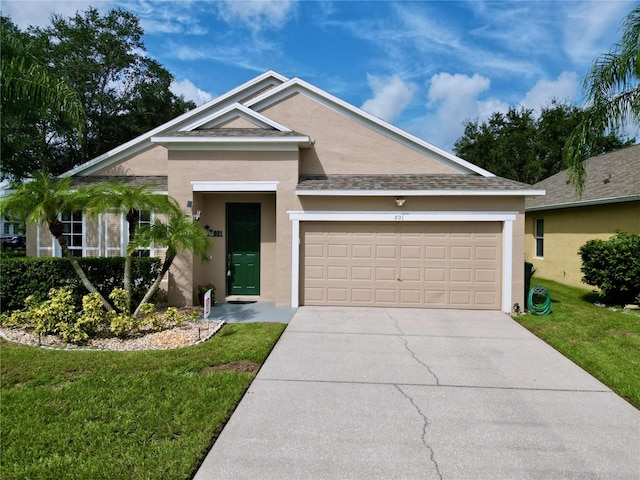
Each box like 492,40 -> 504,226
123,254 -> 132,312
132,253 -> 175,318
124,210 -> 139,313
54,233 -> 113,312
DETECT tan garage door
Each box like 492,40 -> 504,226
301,221 -> 502,309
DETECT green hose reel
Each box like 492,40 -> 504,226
527,285 -> 552,316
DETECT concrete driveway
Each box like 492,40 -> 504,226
194,307 -> 639,479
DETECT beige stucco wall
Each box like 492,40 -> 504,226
525,201 -> 640,289
166,149 -> 300,307
260,93 -> 460,175
192,192 -> 276,304
93,145 -> 168,176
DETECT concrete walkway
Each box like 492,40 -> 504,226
194,307 -> 639,479
206,301 -> 297,324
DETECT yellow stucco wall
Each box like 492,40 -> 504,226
525,201 -> 640,289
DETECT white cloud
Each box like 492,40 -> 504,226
361,74 -> 416,122
406,72 -> 508,150
170,79 -> 213,106
1,0 -> 114,28
564,1 -> 631,65
216,0 -> 297,31
520,71 -> 580,113
428,72 -> 508,123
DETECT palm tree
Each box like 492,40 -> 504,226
87,181 -> 182,312
0,172 -> 112,310
565,6 -> 640,193
127,208 -> 211,318
0,25 -> 84,132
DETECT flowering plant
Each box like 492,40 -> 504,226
197,283 -> 216,294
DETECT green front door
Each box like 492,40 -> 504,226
227,203 -> 260,295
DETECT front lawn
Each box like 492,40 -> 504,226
1,322 -> 286,480
515,278 -> 640,408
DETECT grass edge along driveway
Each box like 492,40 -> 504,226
1,322 -> 286,480
515,277 -> 640,409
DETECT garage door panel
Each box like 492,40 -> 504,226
400,267 -> 421,282
374,267 -> 395,281
352,266 -> 373,280
450,268 -> 472,282
475,291 -> 498,306
450,246 -> 472,260
352,244 -> 373,258
327,266 -> 348,280
476,246 -> 498,260
375,289 -> 398,304
301,222 -> 501,309
425,245 -> 447,260
425,267 -> 446,282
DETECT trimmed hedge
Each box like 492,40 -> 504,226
579,232 -> 640,305
0,257 -> 162,312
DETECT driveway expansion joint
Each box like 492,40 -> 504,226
395,384 -> 443,480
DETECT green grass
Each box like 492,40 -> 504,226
1,322 -> 286,480
515,278 -> 640,408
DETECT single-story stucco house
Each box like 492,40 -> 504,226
28,70 -> 543,313
525,144 -> 640,289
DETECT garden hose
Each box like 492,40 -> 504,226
527,285 -> 552,316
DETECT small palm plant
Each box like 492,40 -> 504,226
128,206 -> 211,317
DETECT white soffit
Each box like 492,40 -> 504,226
179,103 -> 293,132
192,181 -> 279,192
150,135 -> 311,150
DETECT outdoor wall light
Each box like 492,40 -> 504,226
193,210 -> 201,221
395,197 -> 406,207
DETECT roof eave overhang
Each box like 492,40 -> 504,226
525,194 -> 640,212
297,189 -> 546,197
58,71 -> 289,178
150,135 -> 312,150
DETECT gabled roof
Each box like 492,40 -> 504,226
297,174 -> 542,196
526,144 -> 640,211
59,70 -> 495,179
246,76 -> 494,176
59,71 -> 288,177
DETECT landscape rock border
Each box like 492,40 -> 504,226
0,319 -> 224,351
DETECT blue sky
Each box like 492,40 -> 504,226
3,0 -> 637,151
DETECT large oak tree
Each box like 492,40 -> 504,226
453,101 -> 631,185
1,8 -> 195,181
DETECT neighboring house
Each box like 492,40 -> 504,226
28,71 -> 542,312
525,144 -> 640,289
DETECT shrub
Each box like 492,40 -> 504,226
579,232 -> 640,305
33,287 -> 77,337
0,257 -> 161,312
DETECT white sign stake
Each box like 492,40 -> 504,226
203,289 -> 212,319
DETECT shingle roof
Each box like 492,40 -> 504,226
526,144 -> 640,211
297,174 -> 536,193
69,176 -> 168,190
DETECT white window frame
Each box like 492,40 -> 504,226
60,211 -> 84,257
534,218 -> 544,258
